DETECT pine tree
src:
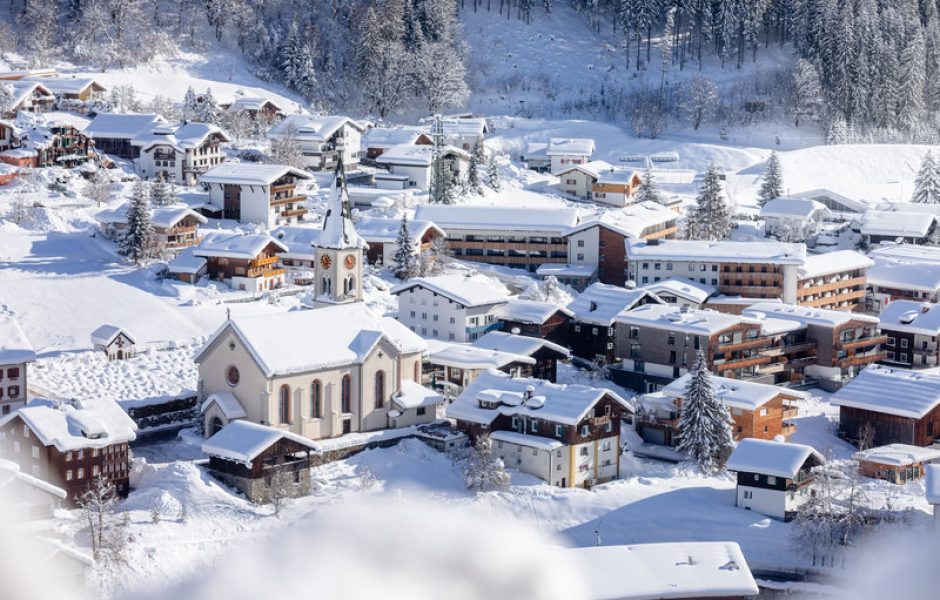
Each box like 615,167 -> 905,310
757,151 -> 784,206
392,214 -> 418,279
686,166 -> 731,241
635,166 -> 663,204
792,59 -> 823,127
912,151 -> 940,204
120,181 -> 156,264
150,175 -> 175,207
197,88 -> 220,124
897,29 -> 926,131
181,86 -> 199,123
280,21 -> 319,103
676,352 -> 734,473
467,142 -> 485,194
485,153 -> 501,190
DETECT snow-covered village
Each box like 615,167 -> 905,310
4,0 -> 940,598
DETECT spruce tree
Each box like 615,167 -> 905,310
792,59 -> 823,127
150,176 -> 175,207
181,86 -> 199,123
676,351 -> 734,473
120,181 -> 156,265
635,166 -> 663,204
485,154 -> 500,191
912,151 -> 940,205
686,166 -> 731,241
757,151 -> 784,206
197,88 -> 220,124
392,214 -> 417,280
468,142 -> 484,194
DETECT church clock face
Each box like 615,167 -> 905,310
344,254 -> 357,270
320,255 -> 332,269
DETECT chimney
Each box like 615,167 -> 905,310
525,385 -> 535,400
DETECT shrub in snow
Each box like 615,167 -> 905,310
464,433 -> 511,492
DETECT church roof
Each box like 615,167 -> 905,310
318,158 -> 366,250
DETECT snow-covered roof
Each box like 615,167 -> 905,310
200,392 -> 247,420
8,397 -> 137,452
428,343 -> 534,370
726,438 -> 824,479
523,141 -> 548,159
830,365 -> 940,419
362,126 -> 425,149
554,159 -> 614,178
84,113 -> 166,140
193,231 -> 288,260
391,273 -> 512,308
90,324 -> 135,347
568,542 -> 759,600
35,110 -> 91,131
0,316 -> 36,364
640,277 -> 716,305
867,244 -> 940,292
879,300 -> 940,335
795,188 -> 871,214
545,137 -> 595,156
166,247 -> 208,274
95,204 -> 207,229
414,204 -> 580,233
319,175 -> 366,250
391,379 -> 444,410
760,197 -> 830,220
471,331 -> 570,359
535,263 -> 597,278
565,202 -> 677,239
568,283 -> 663,326
742,301 -> 878,327
355,216 -> 443,245
195,304 -> 427,378
860,209 -> 935,237
615,303 -> 748,335
132,122 -> 230,151
490,430 -> 564,450
223,95 -> 283,113
927,464 -> 940,504
494,299 -> 573,324
198,162 -> 312,186
374,143 -> 469,166
24,76 -> 105,96
798,250 -> 873,279
626,239 -> 806,265
854,444 -> 940,467
10,81 -> 53,107
0,458 -> 67,500
271,226 -> 321,260
436,117 -> 487,138
202,420 -> 318,467
662,373 -> 802,411
269,114 -> 365,141
447,369 -> 633,426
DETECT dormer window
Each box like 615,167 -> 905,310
589,301 -> 598,312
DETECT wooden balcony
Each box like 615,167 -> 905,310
456,240 -> 569,251
280,207 -> 308,218
799,290 -> 867,309
717,338 -> 770,353
644,226 -> 679,240
838,335 -> 887,351
271,183 -> 297,194
714,355 -> 771,373
720,271 -> 782,283
718,284 -> 783,297
796,276 -> 867,297
246,267 -> 285,278
783,407 -> 799,420
249,255 -> 279,268
270,194 -> 306,206
838,351 -> 886,368
589,415 -> 611,427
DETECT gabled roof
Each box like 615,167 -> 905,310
202,420 -> 318,467
879,301 -> 940,335
24,77 -> 105,96
794,188 -> 871,213
84,113 -> 167,140
199,163 -> 312,186
9,81 -> 54,107
375,143 -> 469,167
391,379 -> 444,410
567,283 -> 663,326
447,369 -> 633,426
428,342 -> 534,370
272,226 -> 321,259
195,304 -> 427,379
565,202 -> 677,239
363,126 -> 425,149
414,204 -> 580,233
133,122 -> 230,151
545,137 -> 595,156
268,114 -> 365,141
760,197 -> 830,219
391,273 -> 512,308
626,239 -> 807,265
200,392 -> 247,420
868,244 -> 940,292
471,331 -> 570,359
223,95 -> 284,113
854,444 -> 940,467
193,231 -> 288,260
95,204 -> 207,229
166,247 -> 207,275
494,299 -> 573,325
640,277 -> 716,305
662,373 -> 803,411
355,216 -> 443,245
6,397 -> 137,452
726,438 -> 824,479
830,365 -> 940,419
554,159 -> 614,178
798,250 -> 873,279
0,458 -> 67,500
90,324 -> 135,347
860,210 -> 935,238
0,316 -> 36,364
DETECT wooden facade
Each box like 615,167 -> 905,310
717,262 -> 785,299
32,125 -> 95,168
498,310 -> 571,348
839,404 -> 940,447
202,241 -> 285,286
206,436 -> 315,503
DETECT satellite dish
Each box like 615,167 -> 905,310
511,327 -> 521,335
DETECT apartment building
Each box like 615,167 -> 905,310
795,250 -> 873,312
878,300 -> 940,369
0,317 -> 36,415
867,244 -> 940,312
199,163 -> 313,229
567,284 -> 664,365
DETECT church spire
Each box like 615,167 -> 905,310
319,148 -> 364,250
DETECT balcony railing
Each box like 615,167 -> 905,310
246,267 -> 285,278
838,351 -> 886,368
248,255 -> 279,268
270,194 -> 306,206
838,335 -> 887,351
280,207 -> 308,218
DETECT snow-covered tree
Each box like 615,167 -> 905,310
109,84 -> 142,113
757,151 -> 784,206
150,176 -> 176,207
464,433 -> 511,492
793,59 -> 823,127
676,351 -> 734,473
197,88 -> 220,124
120,181 -> 156,265
897,28 -> 926,132
0,82 -> 14,115
826,117 -> 849,145
392,214 -> 418,280
356,4 -> 411,119
686,166 -> 731,241
415,41 -> 470,114
635,166 -> 663,205
221,107 -> 252,141
485,153 -> 501,190
467,141 -> 484,194
520,275 -> 570,304
280,22 -> 318,103
77,477 -> 127,563
181,86 -> 199,123
417,234 -> 450,276
680,75 -> 719,131
912,151 -> 940,204
84,170 -> 111,207
660,7 -> 676,94
270,123 -> 305,169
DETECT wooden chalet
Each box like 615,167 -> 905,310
495,299 -> 573,347
192,232 -> 288,292
726,438 -> 824,521
855,444 -> 940,485
471,331 -> 570,383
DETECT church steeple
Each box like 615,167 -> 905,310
319,151 -> 364,250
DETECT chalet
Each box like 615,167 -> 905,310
5,81 -> 54,117
726,438 -> 824,521
867,244 -> 940,312
447,370 -> 633,488
640,277 -> 717,308
545,138 -> 595,174
520,141 -> 551,172
563,203 -> 680,286
361,126 -> 430,159
0,119 -> 15,152
196,304 -> 440,440
95,204 -> 206,254
795,250 -> 873,312
198,162 -> 312,228
879,300 -> 940,369
268,115 -> 365,171
0,397 -> 136,504
192,232 -> 288,292
760,197 -> 831,241
0,458 -> 67,520
471,331 -> 569,383
556,160 -> 643,207
831,365 -> 940,447
635,375 -> 801,452
133,122 -> 229,184
426,342 -> 536,393
90,325 -> 137,361
356,216 -> 445,266
860,204 -> 937,246
166,247 -> 208,284
854,444 -> 940,485
494,299 -> 573,347
218,94 -> 285,121
271,226 -> 320,277
414,204 -> 578,273
24,77 -> 106,111
202,420 -> 319,503
568,284 -> 664,365
10,112 -> 96,168
567,542 -> 759,600
414,422 -> 468,452
374,143 -> 470,190
435,117 -> 488,151
83,113 -> 167,159
392,273 -> 512,342
0,316 -> 36,415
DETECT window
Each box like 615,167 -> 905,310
226,365 -> 240,387
743,490 -> 752,499
7,367 -> 18,379
577,239 -> 584,247
767,476 -> 777,485
31,446 -> 39,459
901,338 -> 909,349
580,446 -> 589,456
417,406 -> 426,416
311,380 -> 322,418
7,385 -> 18,398
555,424 -> 563,438
341,375 -> 352,413
66,470 -> 73,481
279,385 -> 292,424
77,468 -> 84,479
901,353 -> 908,363
581,424 -> 589,437
532,448 -> 538,456
887,337 -> 896,347
374,370 -> 385,409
